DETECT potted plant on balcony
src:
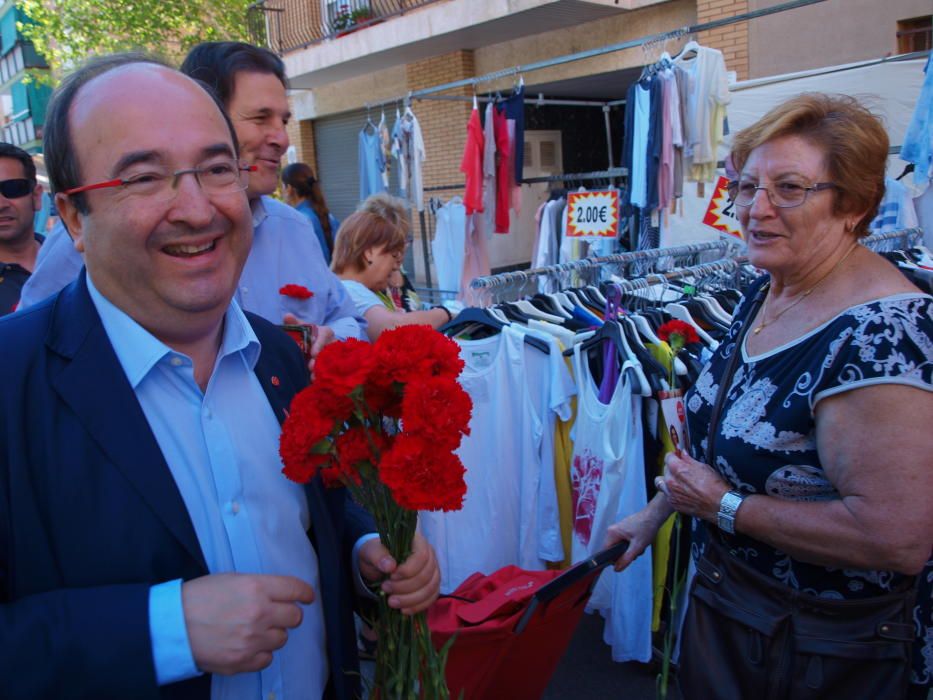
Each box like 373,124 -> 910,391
333,3 -> 379,37
332,4 -> 354,35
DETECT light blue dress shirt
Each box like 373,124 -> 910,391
239,197 -> 364,340
19,197 -> 366,341
87,275 -> 329,699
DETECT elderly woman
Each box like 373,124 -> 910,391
332,193 -> 451,341
608,94 -> 932,698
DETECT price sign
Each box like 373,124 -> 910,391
566,190 -> 619,240
702,176 -> 743,240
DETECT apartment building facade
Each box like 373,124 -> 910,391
250,0 -> 931,278
0,0 -> 51,154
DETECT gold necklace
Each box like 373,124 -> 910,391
753,243 -> 859,335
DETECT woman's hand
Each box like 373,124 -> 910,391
607,494 -> 673,572
659,451 -> 731,523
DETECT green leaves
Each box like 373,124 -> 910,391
18,0 -> 254,84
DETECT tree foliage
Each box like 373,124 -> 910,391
18,0 -> 257,84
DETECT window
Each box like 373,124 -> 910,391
897,16 -> 932,54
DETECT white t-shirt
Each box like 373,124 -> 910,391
432,198 -> 467,296
420,325 -> 575,593
340,279 -> 384,318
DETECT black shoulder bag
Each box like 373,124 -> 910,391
677,283 -> 916,700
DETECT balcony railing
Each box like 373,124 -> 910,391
248,0 -> 447,55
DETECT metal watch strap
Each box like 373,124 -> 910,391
717,490 -> 745,534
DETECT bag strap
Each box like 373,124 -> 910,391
705,281 -> 768,470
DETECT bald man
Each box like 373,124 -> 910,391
0,55 -> 439,700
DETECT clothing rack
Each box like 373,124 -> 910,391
422,168 -> 628,195
862,227 -> 923,250
611,227 -> 925,293
470,238 -> 742,291
360,0 -> 828,108
613,256 -> 748,294
467,226 -> 925,302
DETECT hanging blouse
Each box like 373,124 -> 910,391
460,107 -> 485,215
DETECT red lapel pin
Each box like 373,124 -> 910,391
271,375 -> 281,386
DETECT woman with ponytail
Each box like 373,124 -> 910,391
282,162 -> 339,263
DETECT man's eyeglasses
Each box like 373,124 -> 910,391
63,159 -> 256,202
0,178 -> 36,199
727,180 -> 837,209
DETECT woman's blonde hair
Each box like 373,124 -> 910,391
331,193 -> 409,274
730,93 -> 888,236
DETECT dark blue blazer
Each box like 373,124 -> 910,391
0,273 -> 372,699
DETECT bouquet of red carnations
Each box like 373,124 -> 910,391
279,325 -> 472,699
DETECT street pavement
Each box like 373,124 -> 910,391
543,613 -> 681,699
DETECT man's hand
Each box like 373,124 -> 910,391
282,314 -> 337,375
182,573 -> 314,675
358,533 -> 440,615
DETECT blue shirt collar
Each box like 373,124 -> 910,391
86,273 -> 261,389
252,195 -> 268,229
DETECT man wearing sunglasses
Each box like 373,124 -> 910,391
18,42 -> 365,367
0,142 -> 44,316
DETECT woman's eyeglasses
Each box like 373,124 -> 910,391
727,180 -> 837,209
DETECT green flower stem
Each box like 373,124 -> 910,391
657,514 -> 687,700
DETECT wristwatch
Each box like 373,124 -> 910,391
717,490 -> 745,535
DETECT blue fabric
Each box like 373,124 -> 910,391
147,580 -> 197,685
0,272 -> 377,699
18,220 -> 80,310
687,276 -> 933,601
500,84 -> 526,184
643,76 -> 663,213
572,305 -> 602,328
620,81 -> 638,215
902,54 -> 933,188
88,274 -> 331,695
358,128 -> 386,201
294,200 -> 338,264
18,197 -> 366,341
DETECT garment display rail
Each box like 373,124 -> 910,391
468,227 -> 924,303
601,227 -> 924,294
471,239 -> 742,290
612,255 -> 748,294
359,0 -> 829,108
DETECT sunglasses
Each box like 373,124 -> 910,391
0,178 -> 35,199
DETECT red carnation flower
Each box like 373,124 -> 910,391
379,434 -> 467,512
658,320 -> 700,349
374,326 -> 464,385
279,387 -> 338,483
280,284 -> 314,299
401,377 -> 472,450
313,338 -> 376,398
332,425 -> 387,485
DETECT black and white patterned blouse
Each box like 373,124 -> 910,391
685,274 -> 933,600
